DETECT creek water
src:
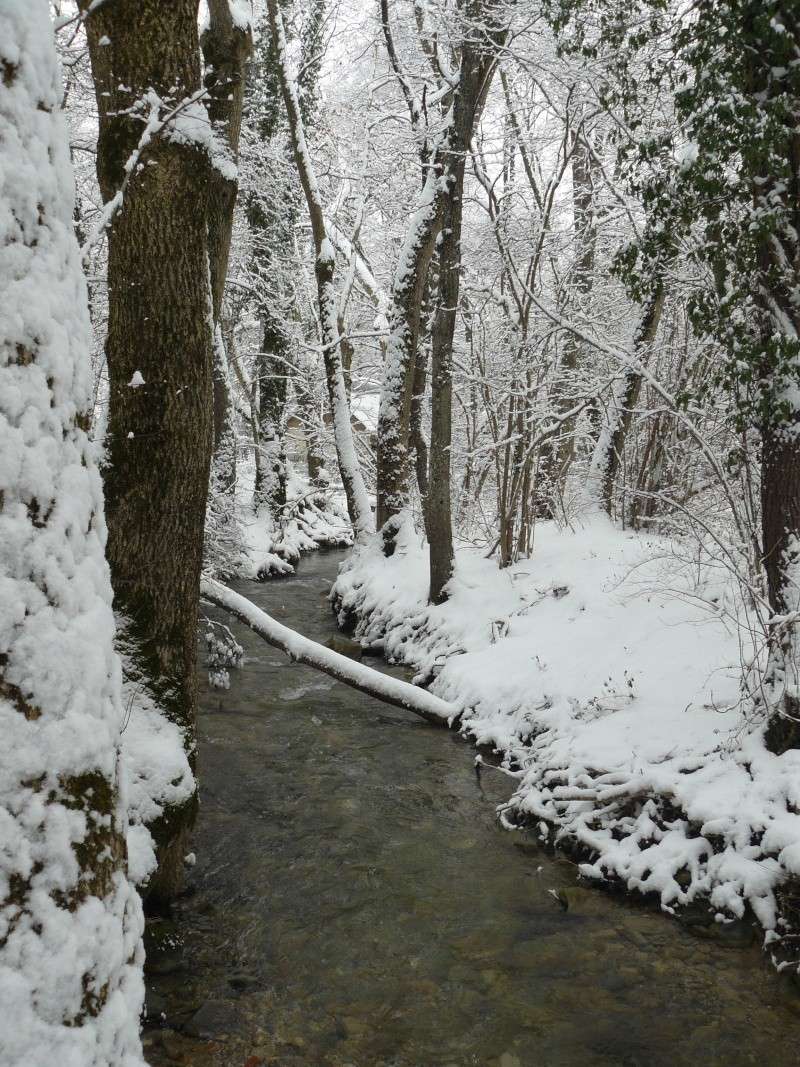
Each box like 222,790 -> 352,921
144,549 -> 800,1067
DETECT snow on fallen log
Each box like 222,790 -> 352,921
200,577 -> 458,727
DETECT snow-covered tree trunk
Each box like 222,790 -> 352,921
267,0 -> 373,540
589,283 -> 665,514
376,165 -> 443,532
534,125 -> 599,517
242,18 -> 292,519
427,0 -> 508,603
203,0 -> 252,454
373,0 -> 448,537
253,310 -> 289,514
202,1 -> 252,576
201,579 -> 457,726
84,0 -> 215,899
0,5 -> 144,1062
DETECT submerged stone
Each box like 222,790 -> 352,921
325,634 -> 363,659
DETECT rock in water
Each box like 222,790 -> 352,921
325,635 -> 363,660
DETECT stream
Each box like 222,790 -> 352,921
144,549 -> 800,1067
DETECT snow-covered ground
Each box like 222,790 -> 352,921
238,468 -> 353,579
332,515 -> 800,956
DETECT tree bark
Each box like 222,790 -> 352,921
742,22 -> 800,753
85,0 -> 214,900
202,0 -> 253,451
534,126 -> 598,516
427,0 -> 507,603
254,309 -> 289,513
595,284 -> 665,513
267,0 -> 373,539
0,7 -> 143,1059
376,169 -> 443,529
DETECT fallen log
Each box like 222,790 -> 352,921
200,577 -> 458,727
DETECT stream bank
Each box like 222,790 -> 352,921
144,550 -> 800,1067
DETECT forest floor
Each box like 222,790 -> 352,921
331,514 -> 800,962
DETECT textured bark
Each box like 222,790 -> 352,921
374,0 -> 446,532
254,309 -> 290,511
534,128 -> 598,516
375,192 -> 442,528
85,0 -> 213,899
202,1 -> 252,451
410,342 -> 431,509
267,0 -> 373,538
598,284 -> 665,513
0,8 -> 143,1059
242,22 -> 293,516
428,0 -> 507,604
762,422 -> 800,754
742,28 -> 800,753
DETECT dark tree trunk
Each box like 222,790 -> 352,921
85,0 -> 214,900
294,366 -> 329,490
741,26 -> 800,753
254,309 -> 289,512
202,0 -> 252,450
597,284 -> 665,513
427,0 -> 507,603
762,423 -> 800,753
534,127 -> 598,516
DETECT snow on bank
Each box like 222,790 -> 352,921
119,676 -> 195,887
238,470 -> 352,579
332,516 -> 800,946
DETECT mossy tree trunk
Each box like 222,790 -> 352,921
84,0 -> 215,900
0,5 -> 144,1060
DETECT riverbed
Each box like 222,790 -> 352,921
144,549 -> 800,1067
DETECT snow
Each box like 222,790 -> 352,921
201,576 -> 458,724
0,5 -> 144,1062
333,515 -> 800,942
350,392 -> 380,433
238,469 -> 353,579
118,659 -> 195,888
228,0 -> 253,31
166,95 -> 238,182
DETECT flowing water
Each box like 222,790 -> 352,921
144,549 -> 800,1067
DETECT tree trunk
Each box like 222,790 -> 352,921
85,0 -> 214,900
594,284 -> 665,514
0,7 -> 143,1060
376,166 -> 443,530
202,0 -> 253,449
427,0 -> 507,603
762,422 -> 800,753
254,310 -> 289,513
745,23 -> 800,753
267,0 -> 373,539
534,126 -> 598,516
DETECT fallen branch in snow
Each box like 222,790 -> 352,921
200,577 -> 458,727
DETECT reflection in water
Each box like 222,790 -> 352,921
144,551 -> 800,1067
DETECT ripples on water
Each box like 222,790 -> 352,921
144,551 -> 800,1067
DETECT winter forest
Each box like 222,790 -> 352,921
3,0 -> 800,1063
